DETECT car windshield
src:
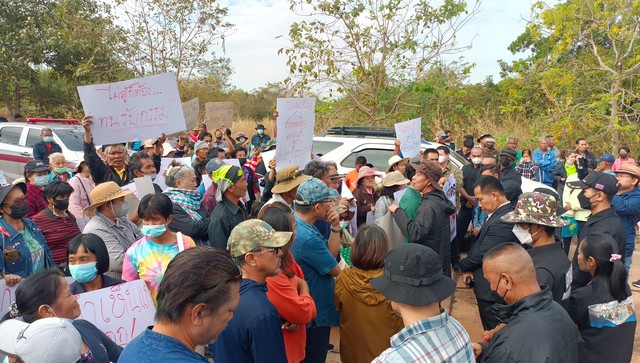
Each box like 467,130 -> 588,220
54,128 -> 84,151
312,140 -> 343,156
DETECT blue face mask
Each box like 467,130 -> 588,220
34,175 -> 49,186
43,136 -> 54,143
149,173 -> 157,181
141,224 -> 166,238
69,262 -> 98,283
257,129 -> 264,135
54,167 -> 67,175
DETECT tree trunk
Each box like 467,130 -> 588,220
610,80 -> 621,154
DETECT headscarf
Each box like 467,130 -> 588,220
164,187 -> 203,221
212,165 -> 243,202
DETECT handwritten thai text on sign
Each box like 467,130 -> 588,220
77,72 -> 186,145
76,279 -> 156,347
443,174 -> 457,241
394,118 -> 422,158
276,98 -> 316,169
182,98 -> 200,131
205,102 -> 234,130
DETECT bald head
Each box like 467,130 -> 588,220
482,243 -> 540,304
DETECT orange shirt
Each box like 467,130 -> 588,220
345,169 -> 360,191
266,258 -> 317,363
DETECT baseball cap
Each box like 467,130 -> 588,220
295,177 -> 339,205
370,244 -> 456,306
567,171 -> 620,196
500,148 -> 517,160
24,160 -> 49,174
0,318 -> 82,363
410,161 -> 443,191
477,134 -> 492,143
227,219 -> 292,257
596,154 -> 616,163
485,137 -> 496,143
614,164 -> 640,178
206,158 -> 226,175
435,130 -> 446,137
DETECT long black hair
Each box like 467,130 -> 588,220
1,269 -> 65,323
580,234 -> 629,302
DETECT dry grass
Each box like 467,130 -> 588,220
231,118 -> 276,138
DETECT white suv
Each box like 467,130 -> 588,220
313,126 -> 468,175
0,122 -> 85,181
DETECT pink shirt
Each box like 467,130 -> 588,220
613,157 -> 637,171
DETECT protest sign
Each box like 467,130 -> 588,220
276,98 -> 316,169
394,118 -> 422,158
443,174 -> 457,241
393,189 -> 406,202
223,159 -> 241,168
205,102 -> 234,130
0,280 -> 17,318
155,157 -> 191,190
77,72 -> 186,145
182,98 -> 200,132
261,150 -> 277,173
76,279 -> 155,347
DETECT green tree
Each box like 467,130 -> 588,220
281,0 -> 479,124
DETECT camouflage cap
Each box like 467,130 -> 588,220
227,219 -> 292,257
501,192 -> 569,227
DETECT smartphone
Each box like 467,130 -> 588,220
4,249 -> 19,262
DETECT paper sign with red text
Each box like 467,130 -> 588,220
275,98 -> 316,169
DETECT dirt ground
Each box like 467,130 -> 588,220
325,239 -> 640,362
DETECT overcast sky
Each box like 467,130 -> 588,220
216,0 -> 542,91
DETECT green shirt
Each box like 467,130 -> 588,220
19,228 -> 45,273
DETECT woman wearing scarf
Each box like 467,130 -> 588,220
163,161 -> 210,245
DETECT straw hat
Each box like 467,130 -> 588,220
271,165 -> 311,194
386,155 -> 409,173
83,181 -> 134,214
382,171 -> 410,187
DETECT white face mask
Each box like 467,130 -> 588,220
512,224 -> 533,246
471,157 -> 482,165
438,155 -> 447,164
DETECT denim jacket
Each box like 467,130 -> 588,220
0,217 -> 55,277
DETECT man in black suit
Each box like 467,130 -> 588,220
459,176 -> 517,331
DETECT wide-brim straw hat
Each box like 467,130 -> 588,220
83,181 -> 134,214
386,155 -> 410,173
382,171 -> 410,187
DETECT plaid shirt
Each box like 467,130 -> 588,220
516,161 -> 539,181
373,310 -> 475,363
26,183 -> 47,218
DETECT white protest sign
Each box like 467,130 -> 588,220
394,118 -> 422,158
262,150 -> 277,173
76,279 -> 155,347
201,174 -> 213,191
393,189 -> 407,202
443,174 -> 457,241
155,157 -> 191,190
77,72 -> 186,145
182,98 -> 200,132
134,176 -> 156,198
0,280 -> 17,318
223,159 -> 241,168
276,98 -> 316,169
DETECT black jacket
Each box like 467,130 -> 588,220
208,196 -> 247,249
84,140 -> 134,186
459,203 -> 516,301
551,162 -> 568,197
572,207 -> 626,288
480,288 -> 581,362
168,202 -> 210,245
32,141 -> 62,165
529,243 -> 571,305
460,163 -> 482,205
394,189 -> 456,276
500,167 -> 522,186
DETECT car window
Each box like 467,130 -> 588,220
54,128 -> 84,151
342,148 -> 395,171
0,126 -> 23,146
26,128 -> 41,147
312,140 -> 343,156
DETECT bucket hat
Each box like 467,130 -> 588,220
355,166 -> 381,185
295,177 -> 339,206
614,164 -> 640,178
410,161 -> 443,191
271,165 -> 311,194
370,244 -> 456,306
382,171 -> 410,187
501,192 -> 569,227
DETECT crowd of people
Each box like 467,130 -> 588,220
0,119 -> 638,363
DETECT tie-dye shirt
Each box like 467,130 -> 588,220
121,234 -> 195,303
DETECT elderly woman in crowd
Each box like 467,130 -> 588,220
260,202 -> 317,363
67,233 -> 124,294
0,182 -> 54,282
386,155 -> 409,177
334,225 -> 403,363
122,193 -> 196,302
23,159 -> 50,218
352,166 -> 381,227
68,160 -> 95,231
31,181 -> 81,267
83,181 -> 142,279
0,269 -> 122,362
120,247 -> 242,362
48,152 -> 72,182
163,162 -> 210,245
374,171 -> 409,225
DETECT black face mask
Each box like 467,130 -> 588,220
490,276 -> 508,304
620,153 -> 628,159
7,203 -> 29,219
238,158 -> 247,166
577,190 -> 593,210
487,144 -> 494,150
53,199 -> 70,211
216,136 -> 222,141
499,156 -> 512,167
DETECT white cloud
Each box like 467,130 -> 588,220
219,0 -> 543,90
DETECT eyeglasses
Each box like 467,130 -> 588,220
253,247 -> 282,255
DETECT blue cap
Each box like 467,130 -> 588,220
294,177 -> 339,205
206,158 -> 225,174
597,154 -> 616,163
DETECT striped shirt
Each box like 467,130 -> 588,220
31,208 -> 81,265
373,310 -> 475,363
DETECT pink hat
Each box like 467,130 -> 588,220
356,166 -> 381,185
